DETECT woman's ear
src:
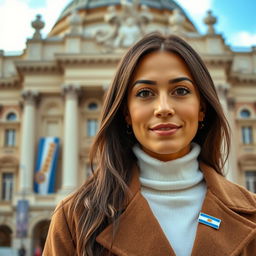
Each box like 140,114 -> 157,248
123,106 -> 131,125
199,110 -> 205,122
198,102 -> 206,121
125,113 -> 131,125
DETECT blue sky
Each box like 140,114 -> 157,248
0,0 -> 255,53
176,0 -> 256,48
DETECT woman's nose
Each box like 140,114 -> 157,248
154,96 -> 175,118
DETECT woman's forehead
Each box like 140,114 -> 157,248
132,51 -> 193,80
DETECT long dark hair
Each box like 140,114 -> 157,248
69,32 -> 230,255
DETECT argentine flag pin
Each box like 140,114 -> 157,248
198,212 -> 221,230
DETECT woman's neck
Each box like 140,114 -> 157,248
133,143 -> 202,190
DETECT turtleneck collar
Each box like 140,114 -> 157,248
132,143 -> 204,190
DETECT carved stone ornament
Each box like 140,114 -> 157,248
217,85 -> 228,98
95,0 -> 152,50
227,97 -> 236,110
31,14 -> 45,40
21,90 -> 40,105
62,84 -> 82,97
169,9 -> 186,34
203,10 -> 217,35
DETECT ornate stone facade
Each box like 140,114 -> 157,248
0,1 -> 255,255
95,1 -> 153,49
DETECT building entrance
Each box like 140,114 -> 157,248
32,220 -> 50,255
0,225 -> 12,247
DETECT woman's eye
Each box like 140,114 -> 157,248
173,87 -> 190,96
136,89 -> 154,98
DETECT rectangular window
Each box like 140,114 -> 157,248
245,171 -> 256,193
242,126 -> 253,144
4,129 -> 16,147
1,173 -> 14,201
87,119 -> 98,137
46,121 -> 59,137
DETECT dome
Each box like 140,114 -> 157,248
48,0 -> 198,41
57,0 -> 189,24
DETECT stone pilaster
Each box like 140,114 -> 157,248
19,90 -> 39,194
0,50 -> 3,77
61,84 -> 81,193
217,85 -> 238,182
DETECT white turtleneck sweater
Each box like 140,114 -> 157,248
133,143 -> 207,256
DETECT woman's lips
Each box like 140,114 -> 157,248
150,123 -> 181,136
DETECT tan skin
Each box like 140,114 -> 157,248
126,51 -> 205,161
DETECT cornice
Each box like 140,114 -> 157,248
229,72 -> 256,84
202,54 -> 233,66
0,76 -> 21,89
238,153 -> 256,166
55,53 -> 121,65
15,60 -> 62,75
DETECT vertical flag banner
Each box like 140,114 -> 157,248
34,137 -> 60,194
16,200 -> 29,238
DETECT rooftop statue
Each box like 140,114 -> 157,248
95,0 -> 152,50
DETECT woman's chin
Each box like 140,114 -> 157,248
141,144 -> 190,161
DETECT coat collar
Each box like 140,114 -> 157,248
191,163 -> 256,256
200,162 -> 256,213
96,163 -> 256,256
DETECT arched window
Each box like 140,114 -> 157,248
240,109 -> 251,118
6,112 -> 17,121
83,100 -> 100,138
0,225 -> 12,247
32,220 -> 50,253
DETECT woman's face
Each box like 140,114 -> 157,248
126,51 -> 205,161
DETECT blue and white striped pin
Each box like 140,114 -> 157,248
198,212 -> 221,230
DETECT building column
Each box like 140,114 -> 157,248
217,86 -> 238,183
226,96 -> 239,183
61,85 -> 80,193
19,90 -> 39,194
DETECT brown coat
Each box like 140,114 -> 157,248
43,163 -> 256,256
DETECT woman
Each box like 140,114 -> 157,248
43,33 -> 256,256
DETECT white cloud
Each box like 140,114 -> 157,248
0,0 -> 71,52
0,0 -> 35,52
42,0 -> 72,36
0,0 -> 254,51
230,31 -> 256,47
175,0 -> 214,33
176,0 -> 213,15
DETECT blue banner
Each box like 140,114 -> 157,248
34,137 -> 59,194
16,200 -> 29,238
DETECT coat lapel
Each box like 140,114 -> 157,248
96,192 -> 175,256
96,167 -> 175,256
97,163 -> 256,256
192,163 -> 256,256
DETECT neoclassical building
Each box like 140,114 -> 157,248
0,0 -> 255,254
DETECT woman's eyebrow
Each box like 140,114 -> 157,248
132,80 -> 156,87
132,77 -> 193,87
169,77 -> 194,84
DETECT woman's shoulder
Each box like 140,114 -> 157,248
43,194 -> 78,255
200,162 -> 256,211
222,178 -> 256,209
52,193 -> 78,221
